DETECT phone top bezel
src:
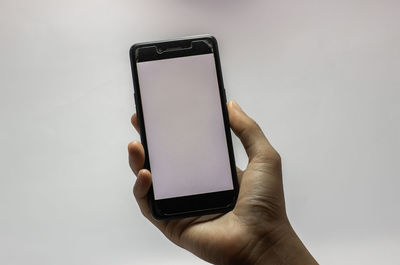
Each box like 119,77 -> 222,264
129,35 -> 239,220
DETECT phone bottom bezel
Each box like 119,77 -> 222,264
149,189 -> 237,220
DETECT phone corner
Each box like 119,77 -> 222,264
148,195 -> 168,221
129,43 -> 142,58
208,35 -> 217,42
203,35 -> 218,46
150,207 -> 168,221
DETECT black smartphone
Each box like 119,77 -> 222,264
129,35 -> 239,219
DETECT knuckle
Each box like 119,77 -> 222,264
133,182 -> 140,198
246,117 -> 261,131
271,151 -> 281,163
255,149 -> 281,167
140,207 -> 148,217
132,185 -> 137,197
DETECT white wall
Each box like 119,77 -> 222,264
1,0 -> 399,264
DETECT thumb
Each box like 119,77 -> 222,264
227,101 -> 273,160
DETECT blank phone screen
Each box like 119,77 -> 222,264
137,53 -> 234,200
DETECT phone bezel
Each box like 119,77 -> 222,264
129,35 -> 239,220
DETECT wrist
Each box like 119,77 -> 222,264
242,221 -> 318,265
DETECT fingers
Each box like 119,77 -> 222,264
128,116 -> 160,226
131,113 -> 140,133
227,101 -> 276,161
133,169 -> 153,220
128,141 -> 145,175
133,169 -> 166,231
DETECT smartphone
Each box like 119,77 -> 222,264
129,35 -> 238,219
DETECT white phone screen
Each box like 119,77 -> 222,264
137,53 -> 234,200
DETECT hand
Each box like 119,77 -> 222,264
128,101 -> 317,265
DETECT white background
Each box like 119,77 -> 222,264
0,0 -> 399,264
